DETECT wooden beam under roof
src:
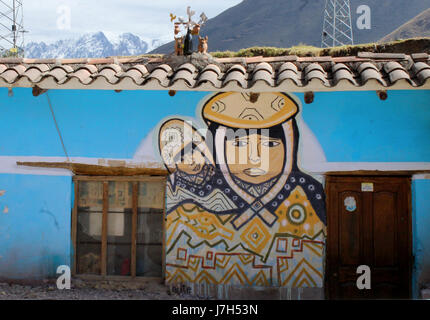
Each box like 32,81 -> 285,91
16,161 -> 171,176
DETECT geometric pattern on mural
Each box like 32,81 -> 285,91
165,186 -> 326,287
167,253 -> 273,286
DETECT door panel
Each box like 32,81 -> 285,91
373,192 -> 397,267
326,176 -> 411,300
339,191 -> 362,266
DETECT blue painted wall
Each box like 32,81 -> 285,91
301,90 -> 430,162
0,88 -> 429,161
0,87 -> 429,287
0,174 -> 72,279
0,88 -> 206,158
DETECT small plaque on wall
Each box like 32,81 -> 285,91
361,182 -> 374,192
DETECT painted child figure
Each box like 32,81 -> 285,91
157,92 -> 326,288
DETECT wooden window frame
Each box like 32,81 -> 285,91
71,175 -> 167,281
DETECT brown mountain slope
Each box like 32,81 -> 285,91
152,0 -> 430,53
381,8 -> 430,42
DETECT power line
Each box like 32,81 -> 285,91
0,0 -> 27,57
46,92 -> 70,162
321,0 -> 354,48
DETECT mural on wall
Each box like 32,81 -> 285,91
156,92 -> 327,287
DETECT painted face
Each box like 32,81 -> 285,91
225,133 -> 285,184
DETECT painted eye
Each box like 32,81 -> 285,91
232,140 -> 247,147
262,141 -> 280,147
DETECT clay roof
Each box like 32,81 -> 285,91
0,52 -> 429,92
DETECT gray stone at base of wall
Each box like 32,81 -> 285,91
169,283 -> 324,300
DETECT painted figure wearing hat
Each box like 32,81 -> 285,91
157,92 -> 326,288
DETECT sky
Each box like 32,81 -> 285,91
20,0 -> 242,44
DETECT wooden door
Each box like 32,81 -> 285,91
326,176 -> 412,299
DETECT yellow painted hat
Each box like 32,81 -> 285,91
202,92 -> 298,129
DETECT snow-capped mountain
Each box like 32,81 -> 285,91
25,32 -> 169,59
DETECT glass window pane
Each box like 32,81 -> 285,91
136,244 -> 162,277
77,243 -> 101,275
107,244 -> 131,276
137,212 -> 163,244
138,181 -> 165,212
136,181 -> 164,277
78,181 -> 103,212
106,182 -> 133,275
108,181 -> 132,212
77,211 -> 103,240
77,210 -> 102,275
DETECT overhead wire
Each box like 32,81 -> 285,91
46,92 -> 70,162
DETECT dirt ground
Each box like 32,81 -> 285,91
0,279 -> 205,300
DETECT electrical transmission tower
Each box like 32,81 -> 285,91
0,0 -> 27,57
321,0 -> 354,48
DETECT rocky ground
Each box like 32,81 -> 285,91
0,279 -> 205,300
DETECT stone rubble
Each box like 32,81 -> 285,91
0,279 -> 208,300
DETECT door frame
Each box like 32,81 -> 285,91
324,174 -> 413,299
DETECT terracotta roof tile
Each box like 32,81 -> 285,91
253,62 -> 273,74
202,64 -> 221,76
412,62 -> 430,85
411,53 -> 429,60
278,62 -> 298,74
0,69 -> 21,83
121,68 -> 145,85
298,56 -> 333,62
358,52 -> 406,60
197,65 -> 222,87
412,62 -> 430,74
252,70 -> 274,86
69,68 -> 94,85
171,69 -> 196,87
304,63 -> 326,74
226,64 -> 247,75
0,53 -> 428,91
356,62 -> 379,74
223,70 -> 247,88
41,68 -> 65,84
126,64 -> 148,76
277,70 -> 301,86
332,64 -> 356,86
147,69 -> 170,87
303,63 -> 328,86
261,56 -> 298,63
22,68 -> 44,82
176,62 -> 197,74
359,68 -> 386,86
98,68 -> 119,84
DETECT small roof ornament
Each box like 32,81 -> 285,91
198,13 -> 208,25
170,6 -> 208,33
187,6 -> 196,27
170,6 -> 209,56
